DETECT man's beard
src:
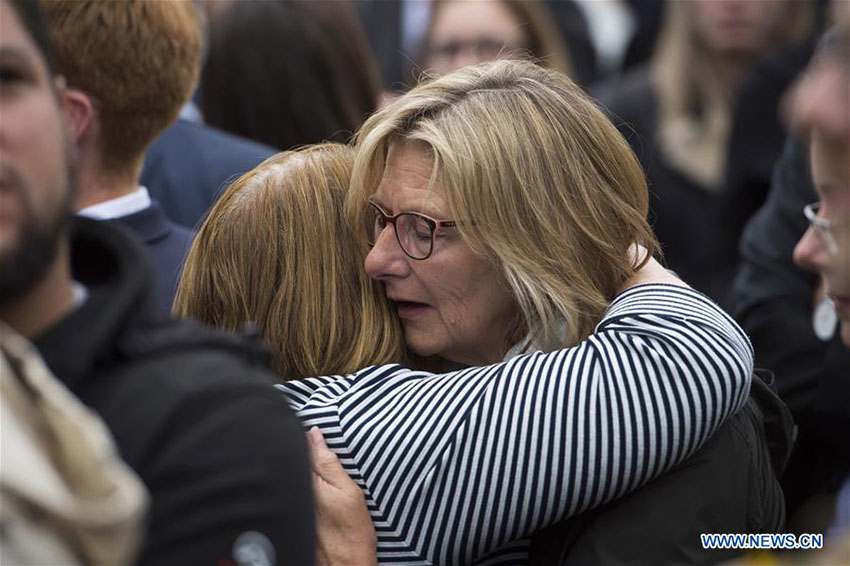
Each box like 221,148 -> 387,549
0,144 -> 77,311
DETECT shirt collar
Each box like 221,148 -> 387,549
76,186 -> 151,220
502,320 -> 569,361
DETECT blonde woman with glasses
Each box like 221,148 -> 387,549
175,63 -> 757,564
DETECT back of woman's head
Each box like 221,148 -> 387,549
175,143 -> 404,379
349,60 -> 658,350
200,0 -> 380,150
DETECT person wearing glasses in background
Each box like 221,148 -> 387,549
789,6 -> 850,553
732,0 -> 850,536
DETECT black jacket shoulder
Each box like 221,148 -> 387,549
35,218 -> 314,566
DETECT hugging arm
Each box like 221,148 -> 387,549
293,283 -> 752,564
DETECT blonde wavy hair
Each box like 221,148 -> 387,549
349,60 -> 658,352
652,0 -> 812,189
174,144 -> 405,380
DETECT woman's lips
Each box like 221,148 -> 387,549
395,301 -> 430,320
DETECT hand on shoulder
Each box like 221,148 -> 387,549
620,245 -> 689,293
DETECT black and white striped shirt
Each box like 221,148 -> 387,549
278,285 -> 754,565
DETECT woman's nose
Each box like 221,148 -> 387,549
793,226 -> 830,273
364,225 -> 410,280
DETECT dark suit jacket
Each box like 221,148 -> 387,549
110,201 -> 194,313
141,120 -> 276,229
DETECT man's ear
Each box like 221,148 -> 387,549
59,83 -> 94,144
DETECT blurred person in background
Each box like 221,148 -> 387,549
596,0 -> 812,301
792,35 -> 850,537
140,0 -> 277,231
42,0 -> 198,313
420,0 -> 572,79
355,0 -> 595,96
0,1 -> 314,563
713,0 -> 832,307
200,0 -> 380,152
140,108 -> 276,230
727,4 -> 850,559
618,0 -> 666,75
733,0 -> 850,535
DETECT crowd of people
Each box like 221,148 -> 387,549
0,0 -> 848,565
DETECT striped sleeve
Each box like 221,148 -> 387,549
281,284 -> 753,565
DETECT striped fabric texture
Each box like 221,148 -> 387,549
278,284 -> 754,565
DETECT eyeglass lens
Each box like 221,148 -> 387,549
367,203 -> 436,259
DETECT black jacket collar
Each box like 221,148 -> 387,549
34,217 -> 160,389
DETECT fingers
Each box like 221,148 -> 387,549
307,427 -> 347,486
619,252 -> 688,292
626,243 -> 649,267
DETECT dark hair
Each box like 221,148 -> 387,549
9,0 -> 56,75
200,0 -> 380,151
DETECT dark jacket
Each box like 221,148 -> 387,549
141,119 -> 276,229
33,217 -> 314,566
530,371 -> 793,565
732,136 -> 850,516
110,200 -> 194,313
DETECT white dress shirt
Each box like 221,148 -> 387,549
76,187 -> 151,221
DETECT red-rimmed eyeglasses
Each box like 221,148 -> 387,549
366,200 -> 458,260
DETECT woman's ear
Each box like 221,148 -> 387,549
59,84 -> 94,144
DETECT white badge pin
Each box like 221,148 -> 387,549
813,296 -> 839,341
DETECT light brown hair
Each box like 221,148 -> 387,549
42,0 -> 201,175
350,60 -> 658,351
174,144 -> 405,380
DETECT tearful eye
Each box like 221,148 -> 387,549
410,216 -> 433,241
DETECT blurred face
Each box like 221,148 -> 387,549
793,132 -> 850,346
364,139 -> 519,366
786,51 -> 850,144
426,0 -> 527,76
0,0 -> 73,308
691,0 -> 788,56
791,38 -> 850,346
